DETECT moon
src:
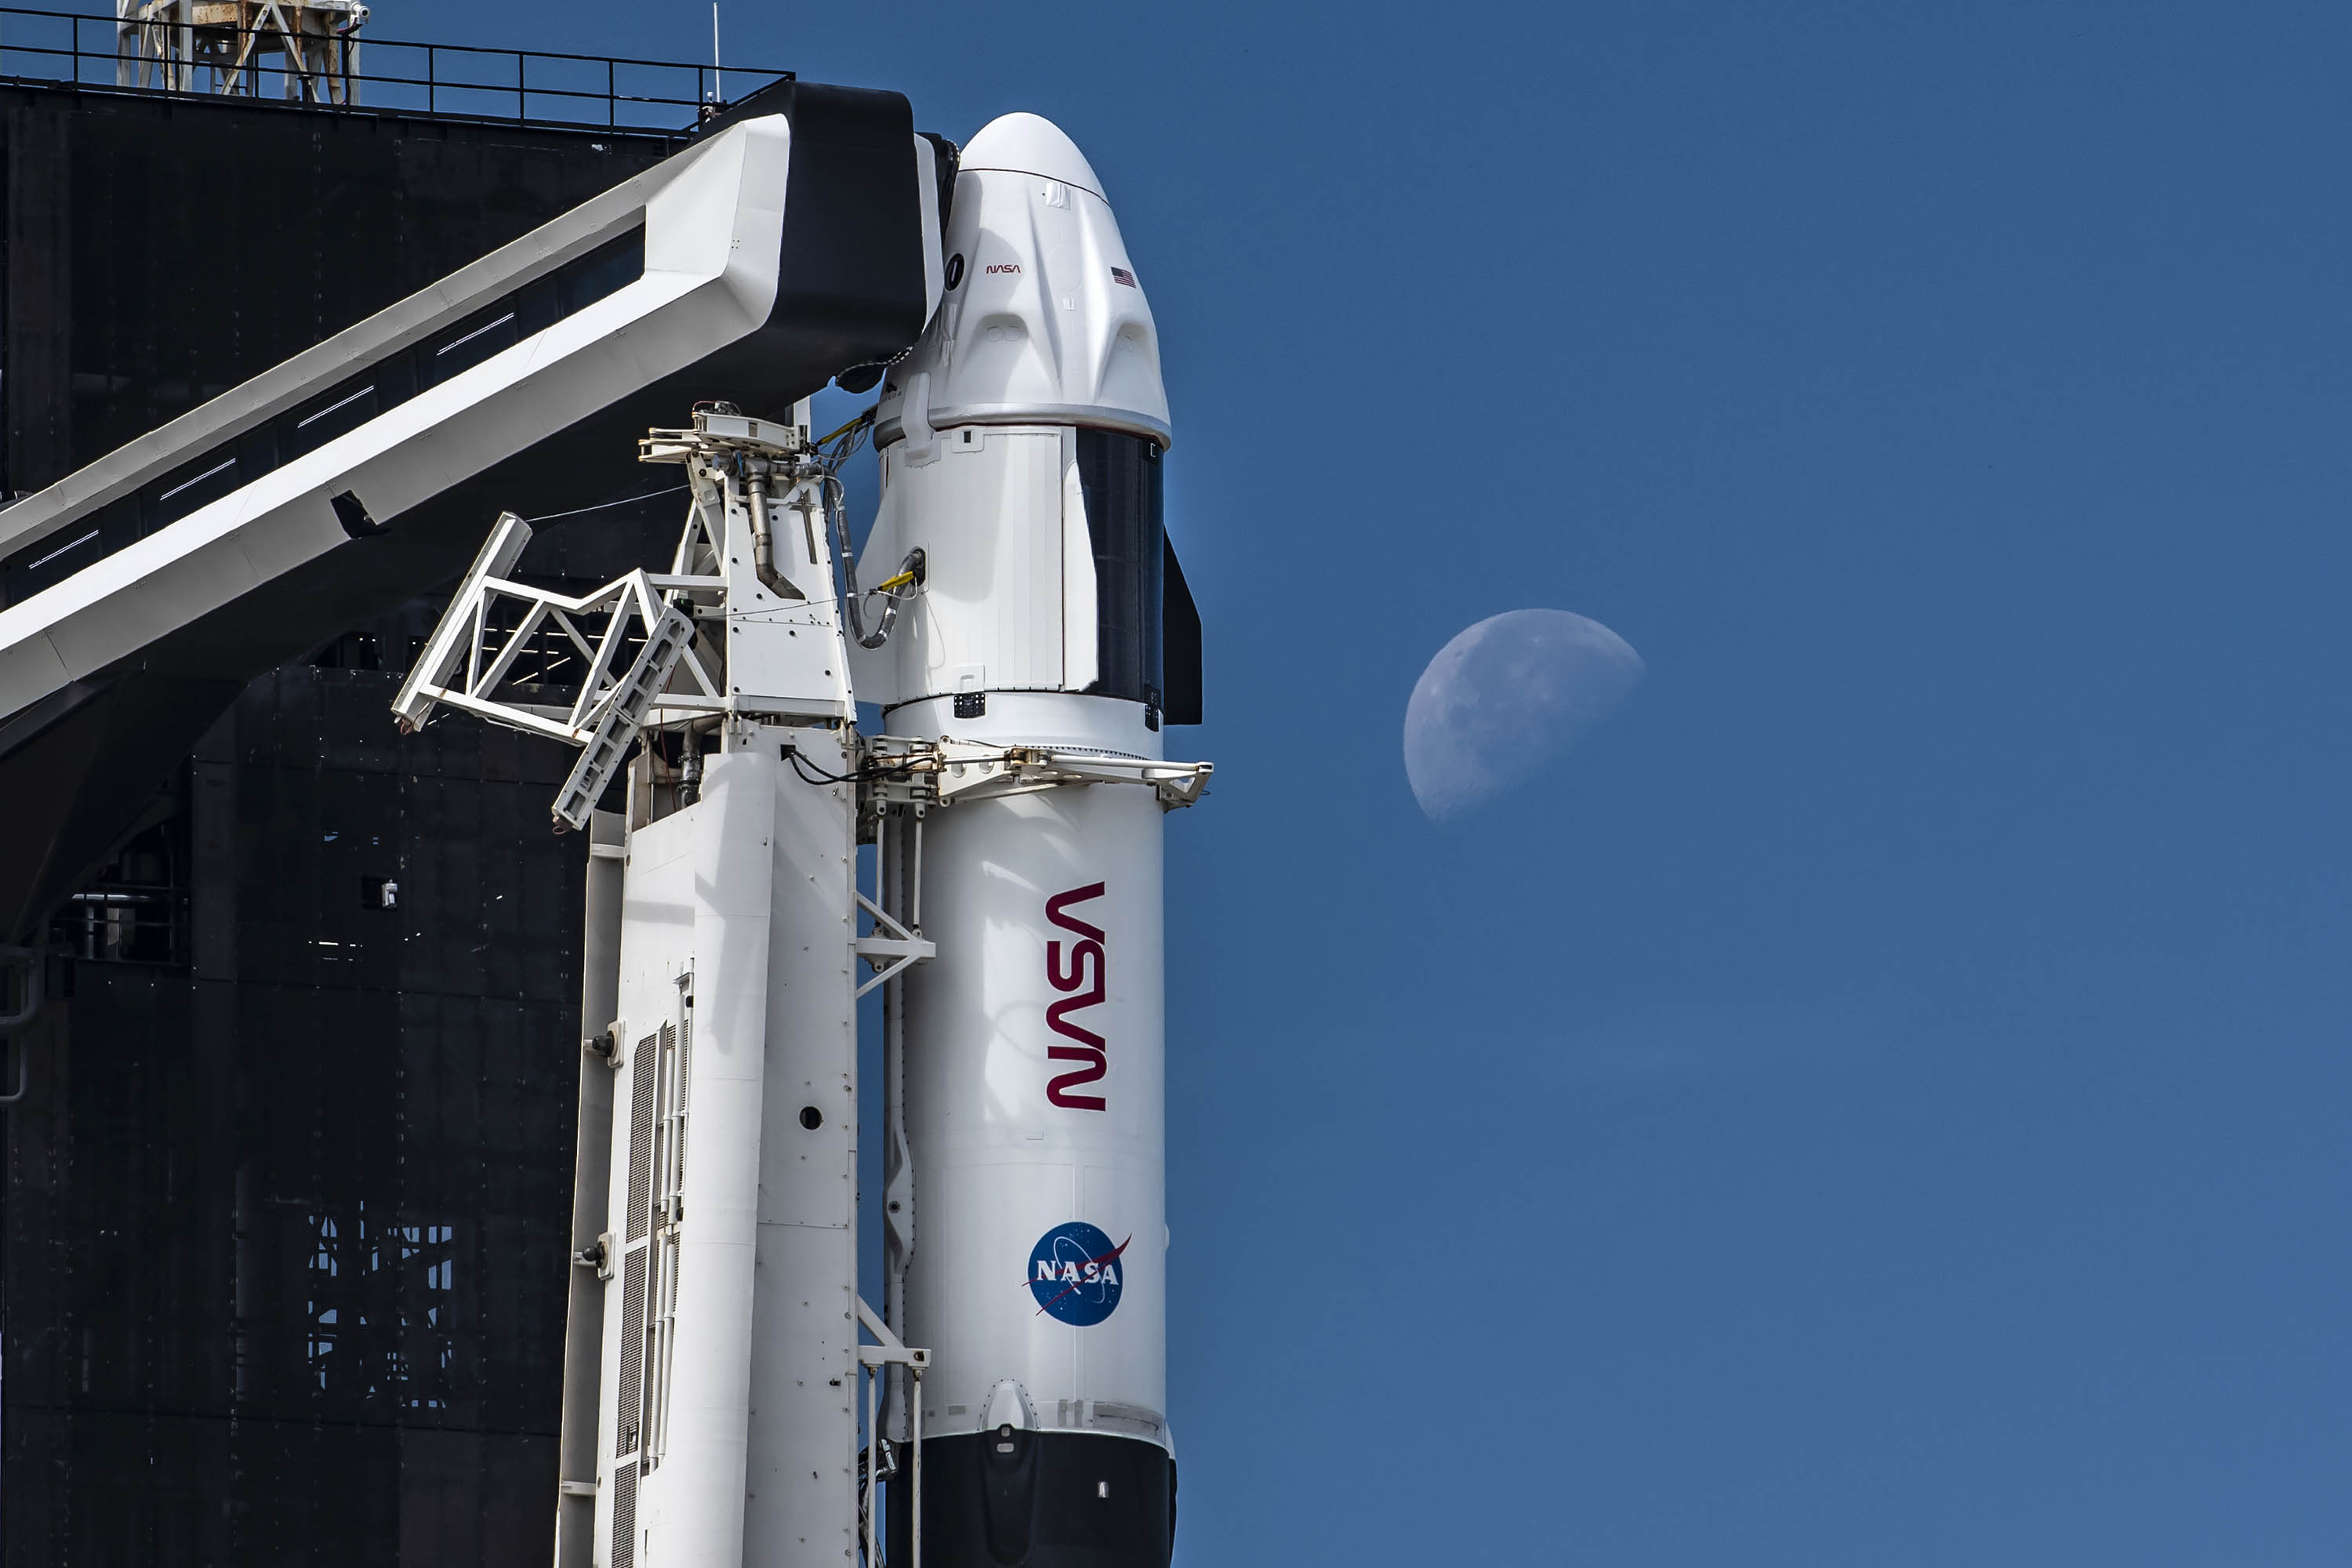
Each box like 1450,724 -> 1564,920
1403,609 -> 1644,822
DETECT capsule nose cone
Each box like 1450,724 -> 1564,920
960,112 -> 1107,202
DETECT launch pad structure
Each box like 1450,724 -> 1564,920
0,22 -> 1205,1568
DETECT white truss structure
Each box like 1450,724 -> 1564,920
389,511 -> 728,829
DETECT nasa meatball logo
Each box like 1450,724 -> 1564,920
1026,1221 -> 1129,1327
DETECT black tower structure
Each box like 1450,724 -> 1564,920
0,55 -> 782,1563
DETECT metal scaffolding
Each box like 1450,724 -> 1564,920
114,0 -> 367,103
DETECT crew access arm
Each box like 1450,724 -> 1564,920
0,82 -> 946,941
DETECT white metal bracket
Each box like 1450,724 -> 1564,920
855,1297 -> 930,1370
852,890 -> 936,999
856,1296 -> 929,1568
864,737 -> 1214,812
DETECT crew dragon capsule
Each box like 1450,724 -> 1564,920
853,111 -> 1201,1568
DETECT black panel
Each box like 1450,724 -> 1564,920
1161,538 -> 1202,725
0,670 -> 245,943
0,85 -> 691,503
1075,430 -> 1166,711
889,1431 -> 1175,1568
766,83 -> 933,372
0,78 -> 785,1568
922,131 -> 964,241
2,652 -> 603,1566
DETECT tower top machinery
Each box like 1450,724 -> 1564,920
115,0 -> 369,104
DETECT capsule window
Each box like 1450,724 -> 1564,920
1073,429 -> 1165,706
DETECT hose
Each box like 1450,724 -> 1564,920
822,473 -> 923,650
742,466 -> 806,603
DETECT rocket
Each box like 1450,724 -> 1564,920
854,111 -> 1190,1567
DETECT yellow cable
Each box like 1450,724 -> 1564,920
813,408 -> 877,448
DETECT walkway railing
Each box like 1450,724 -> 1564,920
0,5 -> 789,132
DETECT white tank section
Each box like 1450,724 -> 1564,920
850,424 -> 1102,707
898,695 -> 1171,1453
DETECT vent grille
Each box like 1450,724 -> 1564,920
676,1013 -> 691,1189
616,1247 -> 646,1458
612,1461 -> 637,1568
626,1032 -> 657,1243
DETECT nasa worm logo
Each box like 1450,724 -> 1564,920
1026,1221 -> 1128,1326
1045,883 -> 1107,1111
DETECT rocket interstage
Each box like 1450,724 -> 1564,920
855,113 -> 1193,1566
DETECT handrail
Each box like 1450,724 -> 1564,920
0,940 -> 41,1030
0,940 -> 41,1106
0,5 -> 790,132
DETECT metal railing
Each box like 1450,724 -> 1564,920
0,6 -> 789,132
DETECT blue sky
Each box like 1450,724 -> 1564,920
432,3 -> 2349,1559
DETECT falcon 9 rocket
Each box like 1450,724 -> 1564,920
856,111 -> 1189,1568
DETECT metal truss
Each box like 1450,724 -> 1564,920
390,512 -> 726,829
852,889 -> 935,1000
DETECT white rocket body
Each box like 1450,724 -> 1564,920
854,113 -> 1182,1560
895,695 -> 1169,1443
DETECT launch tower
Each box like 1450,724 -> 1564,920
0,32 -> 1204,1567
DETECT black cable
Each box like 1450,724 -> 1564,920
782,743 -> 860,787
518,484 -> 689,524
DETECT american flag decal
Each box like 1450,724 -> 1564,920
1111,267 -> 1138,287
